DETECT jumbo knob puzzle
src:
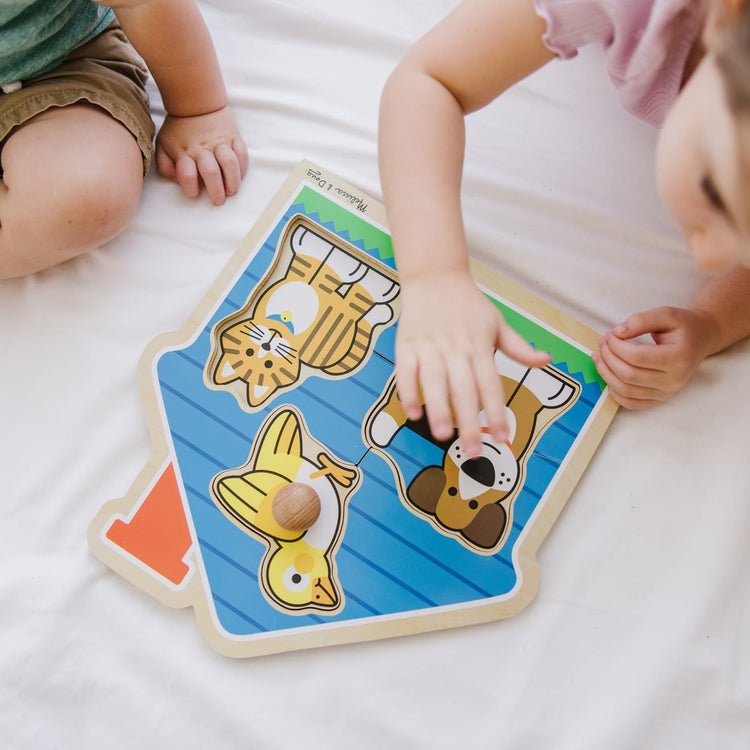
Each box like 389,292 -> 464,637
88,161 -> 617,658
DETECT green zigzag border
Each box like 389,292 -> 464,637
297,185 -> 394,262
492,298 -> 604,388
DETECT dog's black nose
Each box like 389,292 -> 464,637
461,456 -> 494,487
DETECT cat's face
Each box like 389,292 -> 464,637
213,319 -> 301,406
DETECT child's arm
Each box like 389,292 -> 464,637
379,0 -> 555,457
593,265 -> 750,408
101,0 -> 248,204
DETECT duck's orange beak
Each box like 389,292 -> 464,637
311,576 -> 338,608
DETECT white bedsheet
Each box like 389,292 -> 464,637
2,2 -> 748,747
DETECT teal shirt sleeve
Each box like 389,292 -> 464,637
0,0 -> 116,87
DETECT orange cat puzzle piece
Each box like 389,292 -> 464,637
272,482 -> 322,532
105,462 -> 193,587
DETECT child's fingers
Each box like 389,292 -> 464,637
417,351 -> 454,442
155,146 -> 177,181
599,334 -> 668,377
393,346 -> 423,422
233,136 -> 250,178
196,150 -> 225,205
215,142 -> 242,197
498,323 -> 550,368
473,351 -> 508,444
612,307 -> 679,340
596,339 -> 666,389
447,358 -> 482,458
175,154 -> 201,199
593,344 -> 668,401
592,350 -> 661,409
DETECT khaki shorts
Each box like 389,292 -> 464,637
0,22 -> 154,175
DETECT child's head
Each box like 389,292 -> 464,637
655,0 -> 750,274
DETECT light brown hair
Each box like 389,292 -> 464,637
716,2 -> 750,110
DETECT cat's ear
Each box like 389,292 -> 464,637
247,381 -> 274,407
214,353 -> 240,385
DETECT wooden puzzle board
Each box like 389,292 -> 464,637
88,161 -> 617,657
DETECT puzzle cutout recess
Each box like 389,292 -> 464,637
88,162 -> 617,658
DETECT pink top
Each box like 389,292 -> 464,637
533,0 -> 708,126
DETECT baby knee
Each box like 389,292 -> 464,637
0,163 -> 143,277
68,164 -> 143,246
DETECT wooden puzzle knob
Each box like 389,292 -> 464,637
272,483 -> 321,532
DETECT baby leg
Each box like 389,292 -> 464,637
0,103 -> 144,278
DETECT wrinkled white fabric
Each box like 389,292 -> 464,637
1,2 -> 748,749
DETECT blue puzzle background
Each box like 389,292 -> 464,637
154,185 -> 607,638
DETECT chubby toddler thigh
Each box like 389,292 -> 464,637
0,103 -> 144,273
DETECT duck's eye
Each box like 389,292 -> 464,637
701,176 -> 725,212
283,566 -> 310,593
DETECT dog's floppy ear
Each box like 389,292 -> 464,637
407,466 -> 444,516
462,503 -> 507,550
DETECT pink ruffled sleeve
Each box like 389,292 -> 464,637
533,0 -> 615,60
532,0 -> 707,126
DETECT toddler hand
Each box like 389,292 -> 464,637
395,270 -> 550,458
155,106 -> 248,205
593,306 -> 717,408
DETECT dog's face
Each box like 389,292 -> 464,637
395,362 -> 581,552
437,439 -> 519,530
448,440 -> 518,498
407,437 -> 520,550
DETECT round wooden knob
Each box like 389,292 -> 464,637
271,482 -> 321,532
